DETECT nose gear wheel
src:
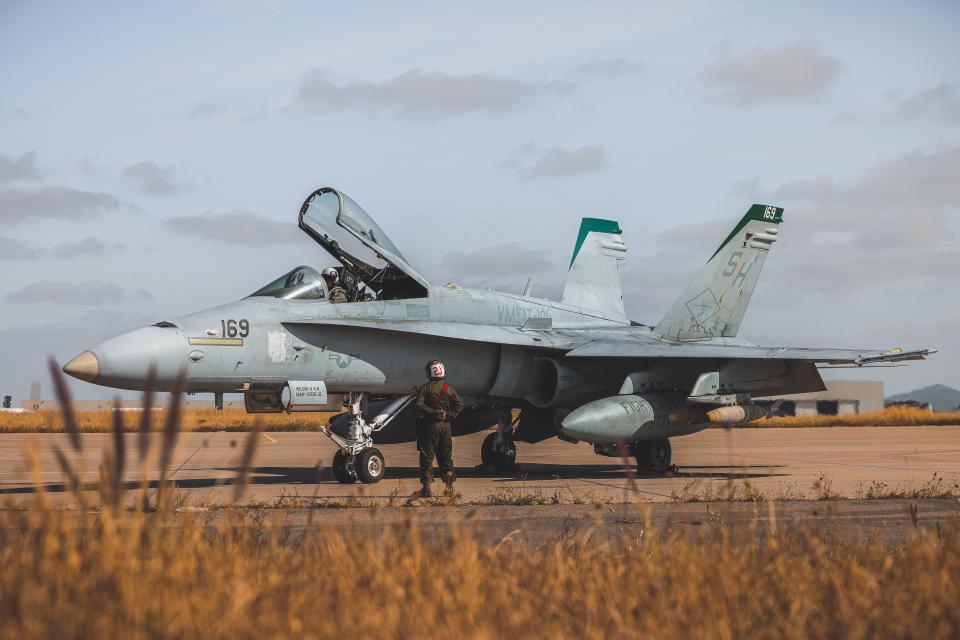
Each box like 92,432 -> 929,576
332,449 -> 358,484
356,447 -> 385,484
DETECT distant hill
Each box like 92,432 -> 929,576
886,384 -> 960,412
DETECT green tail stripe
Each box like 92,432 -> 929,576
570,217 -> 621,268
707,204 -> 783,262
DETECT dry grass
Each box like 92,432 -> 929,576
0,407 -> 339,433
3,405 -> 958,435
1,361 -> 959,638
749,406 -> 960,428
670,473 -> 960,503
1,506 -> 958,639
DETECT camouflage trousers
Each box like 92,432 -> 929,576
416,419 -> 454,485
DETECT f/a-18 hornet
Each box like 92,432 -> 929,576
63,188 -> 934,483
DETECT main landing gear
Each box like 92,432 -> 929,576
321,393 -> 412,484
630,438 -> 672,473
480,409 -> 518,471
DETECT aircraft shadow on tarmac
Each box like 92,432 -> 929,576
226,463 -> 786,483
0,464 -> 786,496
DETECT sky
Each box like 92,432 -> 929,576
1,0 -> 958,402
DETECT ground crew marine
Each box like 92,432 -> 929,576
414,359 -> 463,497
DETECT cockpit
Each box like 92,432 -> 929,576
247,187 -> 430,303
249,266 -> 327,300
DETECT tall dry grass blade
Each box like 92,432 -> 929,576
615,438 -> 639,495
157,371 -> 184,475
233,422 -> 261,502
24,442 -> 49,510
138,364 -> 157,461
48,356 -> 81,451
53,445 -> 81,499
156,369 -> 185,510
110,397 -> 125,509
98,452 -> 113,506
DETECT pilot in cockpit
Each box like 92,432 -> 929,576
322,267 -> 348,304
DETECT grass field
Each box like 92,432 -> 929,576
751,406 -> 960,428
1,371 -> 958,638
1,405 -> 958,433
2,497 -> 957,638
0,407 -> 341,433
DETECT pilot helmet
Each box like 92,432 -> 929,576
427,359 -> 446,380
321,267 -> 339,284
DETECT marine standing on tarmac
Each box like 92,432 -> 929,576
322,267 -> 348,304
415,359 -> 463,497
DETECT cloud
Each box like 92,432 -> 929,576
700,42 -> 841,105
4,280 -> 152,305
504,141 -> 608,179
48,237 -> 121,259
165,211 -> 302,246
433,241 -> 561,297
0,236 -> 120,260
0,151 -> 41,183
571,57 -> 645,78
121,160 -> 191,196
0,186 -> 120,224
0,309 -> 160,402
439,242 -> 554,280
896,83 -> 960,125
631,144 -> 960,318
187,102 -> 221,119
295,68 -> 570,121
772,146 -> 960,210
0,236 -> 41,259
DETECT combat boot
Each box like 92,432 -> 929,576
417,480 -> 433,498
442,471 -> 456,496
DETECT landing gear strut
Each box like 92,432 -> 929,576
321,393 -> 412,484
630,438 -> 672,473
480,409 -> 517,471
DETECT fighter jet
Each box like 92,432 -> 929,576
63,187 -> 934,483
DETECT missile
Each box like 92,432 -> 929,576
560,393 -> 701,443
560,393 -> 769,443
705,404 -> 770,426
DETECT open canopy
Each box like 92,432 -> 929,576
298,188 -> 429,299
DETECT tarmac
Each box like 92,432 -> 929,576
1,425 -> 958,506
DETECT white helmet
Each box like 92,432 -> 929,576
427,360 -> 446,380
321,267 -> 339,283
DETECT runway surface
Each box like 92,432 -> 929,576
1,425 -> 958,505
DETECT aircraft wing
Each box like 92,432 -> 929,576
283,319 -> 590,350
564,341 -> 935,365
285,318 -> 934,366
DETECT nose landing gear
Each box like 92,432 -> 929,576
321,393 -> 412,484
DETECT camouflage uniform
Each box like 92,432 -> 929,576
415,379 -> 463,486
328,286 -> 348,304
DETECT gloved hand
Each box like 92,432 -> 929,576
437,410 -> 447,421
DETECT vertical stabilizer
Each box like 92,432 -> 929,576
653,204 -> 784,340
561,218 -> 627,320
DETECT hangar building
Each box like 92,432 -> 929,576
758,380 -> 884,416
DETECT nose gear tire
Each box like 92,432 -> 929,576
356,447 -> 385,484
332,449 -> 358,484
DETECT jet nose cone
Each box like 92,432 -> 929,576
63,351 -> 100,382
